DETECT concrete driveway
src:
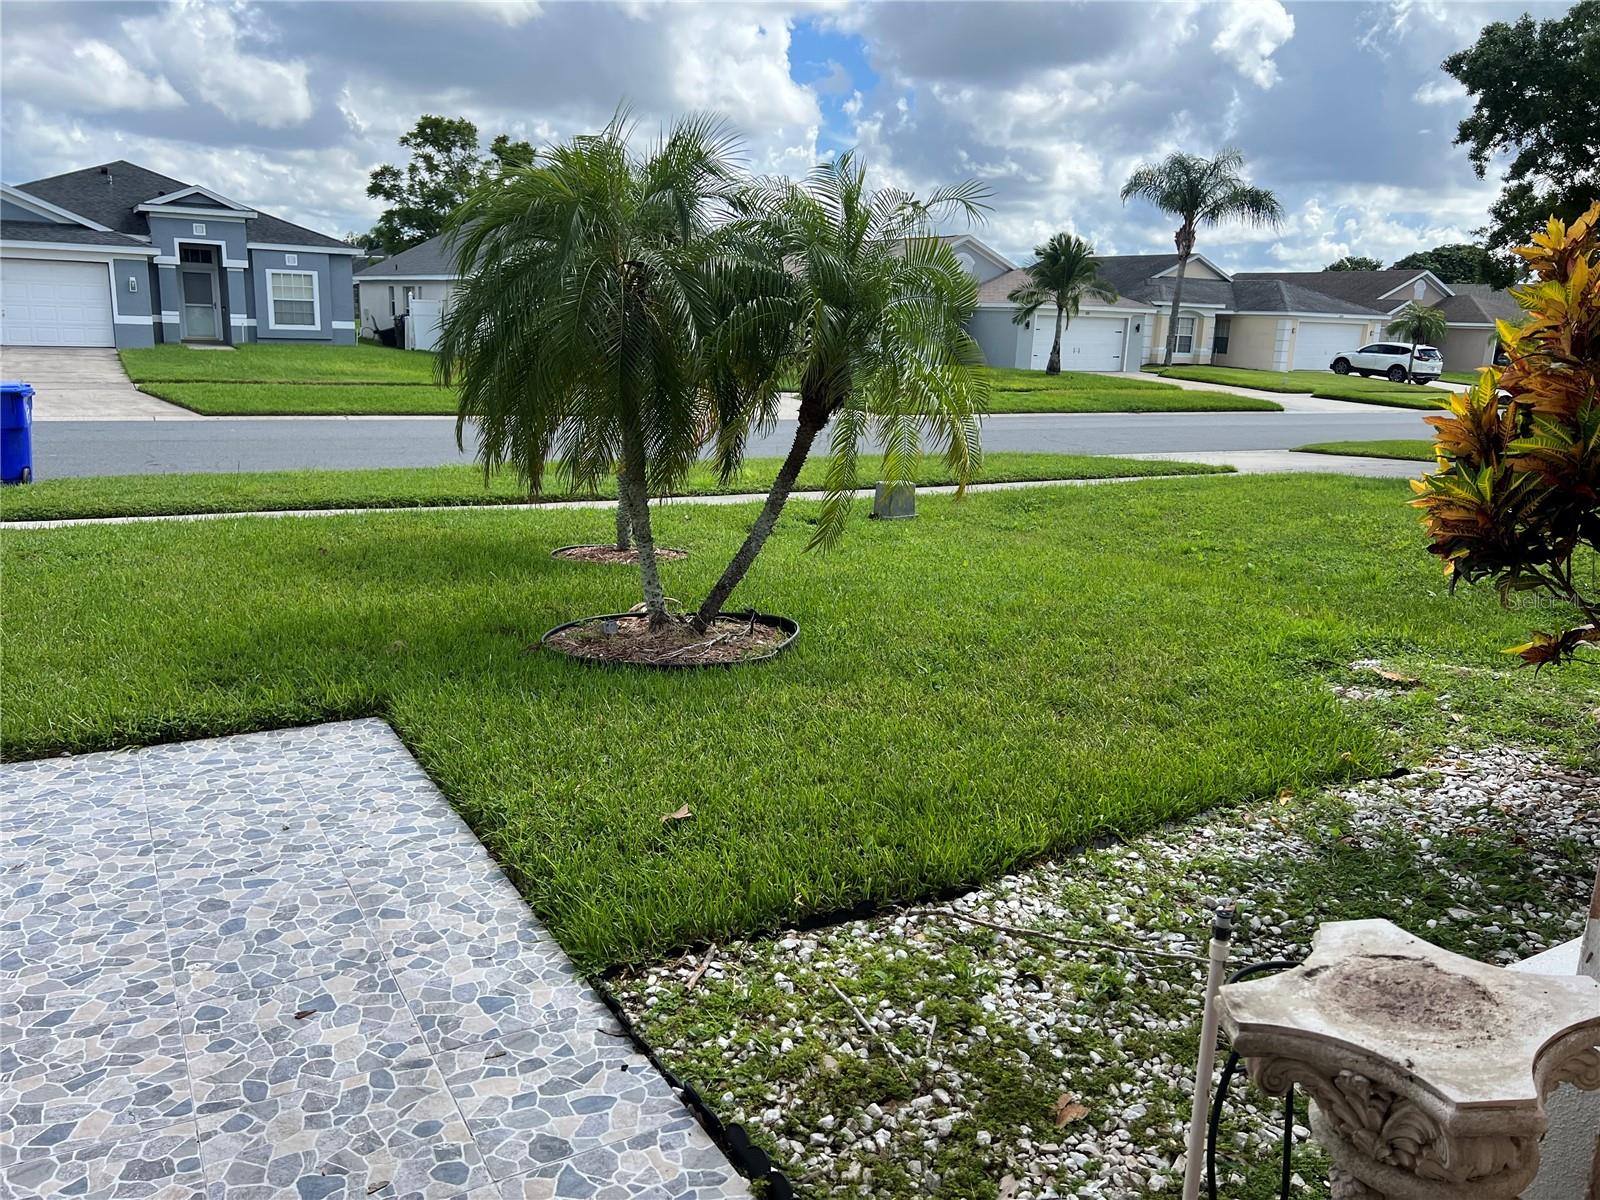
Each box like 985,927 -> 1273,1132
0,347 -> 199,421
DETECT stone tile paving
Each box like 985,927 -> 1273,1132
2,719 -> 750,1200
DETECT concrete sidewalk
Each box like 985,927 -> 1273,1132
1148,372 -> 1447,415
1,456 -> 1420,531
1129,449 -> 1422,478
0,347 -> 200,421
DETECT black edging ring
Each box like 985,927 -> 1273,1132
539,611 -> 799,669
549,544 -> 690,561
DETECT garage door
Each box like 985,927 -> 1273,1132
1031,315 -> 1126,371
1,259 -> 114,347
1291,320 -> 1357,372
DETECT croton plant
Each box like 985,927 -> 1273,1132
1411,201 -> 1600,667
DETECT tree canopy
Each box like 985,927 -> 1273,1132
366,115 -> 534,254
1442,1 -> 1600,271
1390,243 -> 1514,289
1324,255 -> 1383,272
1120,147 -> 1282,366
1007,233 -> 1116,375
436,113 -> 738,628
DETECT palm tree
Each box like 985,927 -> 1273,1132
1120,148 -> 1284,367
436,113 -> 739,629
1385,301 -> 1448,383
1007,233 -> 1117,374
687,154 -> 991,633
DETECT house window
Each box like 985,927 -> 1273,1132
179,246 -> 213,264
1413,280 -> 1426,299
192,222 -> 206,236
1174,316 -> 1195,354
267,270 -> 319,330
1212,317 -> 1231,356
388,285 -> 396,317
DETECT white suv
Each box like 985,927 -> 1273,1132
1329,342 -> 1444,384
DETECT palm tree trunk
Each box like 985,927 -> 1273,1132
1408,339 -> 1417,383
620,429 -> 669,630
1047,303 -> 1064,374
614,465 -> 632,551
1163,253 -> 1190,368
690,413 -> 823,633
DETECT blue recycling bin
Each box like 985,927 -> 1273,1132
2,381 -> 36,485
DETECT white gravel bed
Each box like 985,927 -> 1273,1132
611,744 -> 1599,1200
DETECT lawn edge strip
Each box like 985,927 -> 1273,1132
1,469 -> 1237,530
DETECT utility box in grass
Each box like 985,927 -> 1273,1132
871,480 -> 915,520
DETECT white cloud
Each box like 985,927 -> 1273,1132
3,37 -> 185,114
1211,0 -> 1295,89
122,1 -> 314,129
472,1 -> 544,26
1414,79 -> 1467,105
662,11 -> 822,175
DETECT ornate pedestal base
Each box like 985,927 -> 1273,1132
1218,921 -> 1600,1200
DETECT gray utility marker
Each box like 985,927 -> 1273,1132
871,480 -> 916,520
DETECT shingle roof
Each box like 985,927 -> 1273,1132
354,232 -> 463,278
975,266 -> 1151,310
1228,277 -> 1379,315
984,256 -> 1514,327
1232,269 -> 1428,311
1437,283 -> 1524,326
0,221 -> 152,249
14,160 -> 348,250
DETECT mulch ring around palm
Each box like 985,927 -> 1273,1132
551,544 -> 690,564
541,611 -> 798,667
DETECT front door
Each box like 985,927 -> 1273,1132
180,269 -> 219,340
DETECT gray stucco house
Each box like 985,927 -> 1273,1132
1,160 -> 359,349
353,231 -> 461,346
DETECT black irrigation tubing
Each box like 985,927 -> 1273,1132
1207,958 -> 1304,1200
592,984 -> 796,1200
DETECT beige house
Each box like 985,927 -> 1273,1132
951,237 -> 1520,375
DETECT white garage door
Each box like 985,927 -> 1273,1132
1031,315 -> 1126,371
1291,320 -> 1356,372
1,259 -> 114,347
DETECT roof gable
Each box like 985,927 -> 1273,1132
14,159 -> 348,250
1152,253 -> 1231,282
140,184 -> 255,212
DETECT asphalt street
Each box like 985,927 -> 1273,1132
31,408 -> 1434,479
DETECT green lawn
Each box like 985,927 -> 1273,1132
1440,370 -> 1488,386
120,343 -> 440,383
0,454 -> 1226,522
1297,440 -> 1436,462
4,477 -> 1588,970
1149,365 -> 1447,410
122,345 -> 1278,415
982,367 -> 1280,413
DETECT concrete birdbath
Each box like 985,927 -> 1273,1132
1218,919 -> 1600,1199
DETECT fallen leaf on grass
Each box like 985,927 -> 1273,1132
661,804 -> 692,824
1054,1094 -> 1089,1127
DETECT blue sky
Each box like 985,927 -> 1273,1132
0,0 -> 1571,270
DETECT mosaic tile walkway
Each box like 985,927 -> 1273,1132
2,719 -> 751,1200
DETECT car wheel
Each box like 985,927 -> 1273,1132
1331,358 -> 1351,375
1387,365 -> 1407,383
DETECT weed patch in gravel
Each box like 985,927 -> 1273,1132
612,742 -> 1598,1200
